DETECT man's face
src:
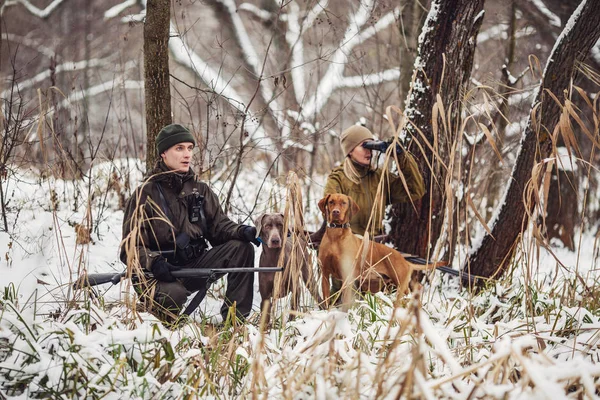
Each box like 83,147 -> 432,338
161,142 -> 195,172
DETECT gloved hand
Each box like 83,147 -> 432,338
151,258 -> 181,282
240,225 -> 261,246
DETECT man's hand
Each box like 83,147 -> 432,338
151,258 -> 181,282
240,225 -> 261,246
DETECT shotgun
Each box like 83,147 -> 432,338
73,267 -> 284,290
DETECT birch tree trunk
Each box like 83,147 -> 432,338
466,0 -> 600,279
144,0 -> 172,171
389,0 -> 485,258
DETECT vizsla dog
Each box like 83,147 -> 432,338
317,194 -> 443,307
255,213 -> 322,320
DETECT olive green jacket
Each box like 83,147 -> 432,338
120,162 -> 246,271
323,152 -> 425,236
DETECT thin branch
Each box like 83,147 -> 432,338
0,0 -> 66,18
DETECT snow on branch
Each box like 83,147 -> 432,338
217,0 -> 262,73
104,0 -> 138,20
0,58 -> 117,101
355,7 -> 399,44
529,0 -> 561,28
238,3 -> 272,22
302,0 -> 399,119
23,79 -> 144,139
336,68 -> 401,88
0,0 -> 65,18
216,0 -> 290,139
59,80 -> 144,110
283,1 -> 332,105
168,24 -> 271,146
285,2 -> 307,104
109,0 -> 273,157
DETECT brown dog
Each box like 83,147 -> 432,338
317,193 -> 443,307
255,213 -> 322,320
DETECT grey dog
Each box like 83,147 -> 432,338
255,213 -> 322,322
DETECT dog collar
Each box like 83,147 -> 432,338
327,222 -> 350,229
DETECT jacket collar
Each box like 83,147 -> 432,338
148,161 -> 196,191
350,159 -> 373,176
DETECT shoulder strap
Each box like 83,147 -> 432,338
155,183 -> 174,222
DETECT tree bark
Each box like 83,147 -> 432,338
398,0 -> 425,109
544,165 -> 578,251
466,0 -> 600,279
389,0 -> 485,258
144,0 -> 172,171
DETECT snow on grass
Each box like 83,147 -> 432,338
1,159 -> 600,398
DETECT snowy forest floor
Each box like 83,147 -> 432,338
1,159 -> 600,399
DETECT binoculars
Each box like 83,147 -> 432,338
362,139 -> 404,154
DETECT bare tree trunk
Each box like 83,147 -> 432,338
389,0 -> 485,258
398,0 -> 424,109
466,0 -> 600,279
144,0 -> 172,171
544,165 -> 578,251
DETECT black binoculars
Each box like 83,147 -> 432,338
362,139 -> 404,154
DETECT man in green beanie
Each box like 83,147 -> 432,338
121,123 -> 259,325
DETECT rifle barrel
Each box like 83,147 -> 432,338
170,267 -> 282,279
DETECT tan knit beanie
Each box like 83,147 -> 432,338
340,125 -> 375,156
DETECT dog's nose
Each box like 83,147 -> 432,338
270,238 -> 281,246
331,209 -> 340,216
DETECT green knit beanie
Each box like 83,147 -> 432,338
156,124 -> 196,155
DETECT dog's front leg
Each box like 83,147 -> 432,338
321,272 -> 331,308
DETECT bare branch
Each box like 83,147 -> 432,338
0,0 -> 66,18
336,68 -> 401,89
104,0 -> 138,20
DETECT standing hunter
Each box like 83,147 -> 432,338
120,124 -> 259,324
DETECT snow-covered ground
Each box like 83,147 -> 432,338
1,159 -> 599,399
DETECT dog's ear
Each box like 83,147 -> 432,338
254,213 -> 266,236
318,195 -> 330,214
279,213 -> 293,235
348,195 -> 360,218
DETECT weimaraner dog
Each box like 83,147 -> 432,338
255,213 -> 322,322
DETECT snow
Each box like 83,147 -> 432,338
1,154 -> 599,397
530,0 -> 562,28
3,0 -> 600,397
0,0 -> 66,19
300,1 -> 400,119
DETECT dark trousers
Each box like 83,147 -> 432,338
153,240 -> 255,321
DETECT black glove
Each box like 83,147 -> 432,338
151,258 -> 181,282
240,225 -> 261,246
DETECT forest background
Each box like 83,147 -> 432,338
1,0 -> 600,398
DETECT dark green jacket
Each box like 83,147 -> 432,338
324,152 -> 425,236
120,162 -> 246,271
